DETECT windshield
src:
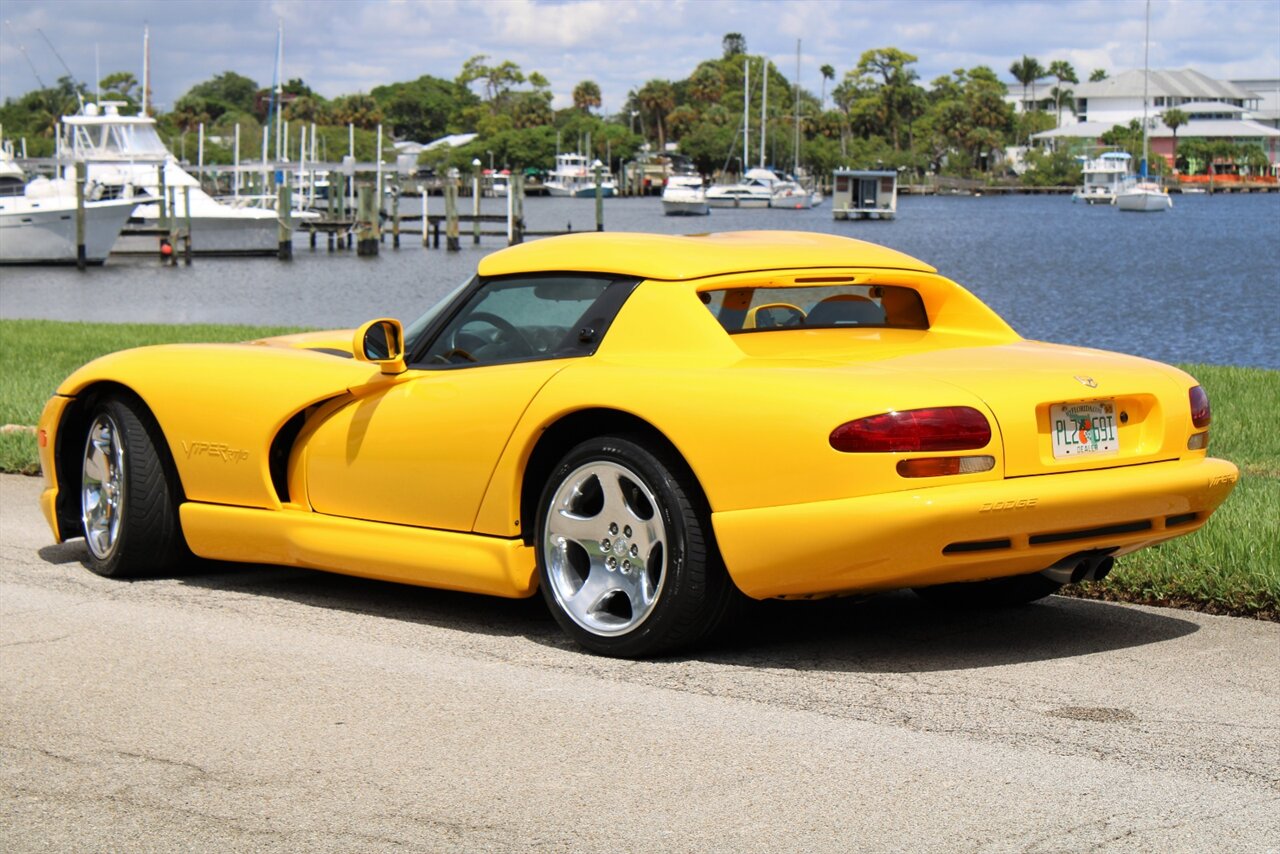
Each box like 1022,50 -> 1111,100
701,283 -> 929,332
405,275 -> 476,349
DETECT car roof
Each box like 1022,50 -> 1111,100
476,231 -> 937,281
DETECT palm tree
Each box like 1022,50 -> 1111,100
1047,60 -> 1078,125
1009,55 -> 1047,114
1089,68 -> 1108,82
1162,107 -> 1189,172
572,80 -> 602,113
820,64 -> 835,109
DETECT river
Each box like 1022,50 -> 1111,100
1,192 -> 1277,369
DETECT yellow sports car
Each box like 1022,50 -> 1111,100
37,231 -> 1238,656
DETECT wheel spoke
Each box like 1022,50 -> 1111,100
542,459 -> 671,638
81,414 -> 125,561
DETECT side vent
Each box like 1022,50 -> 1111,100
269,410 -> 308,503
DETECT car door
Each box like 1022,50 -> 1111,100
302,273 -> 634,533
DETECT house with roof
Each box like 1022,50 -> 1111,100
1013,69 -> 1280,176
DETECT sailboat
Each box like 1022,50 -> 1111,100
1115,0 -> 1173,212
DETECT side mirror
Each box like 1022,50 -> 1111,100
352,318 -> 407,374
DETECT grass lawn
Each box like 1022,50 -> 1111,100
2,320 -> 1276,618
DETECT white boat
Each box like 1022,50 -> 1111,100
705,168 -> 777,208
1073,151 -> 1132,204
1115,178 -> 1173,211
544,153 -> 616,197
1114,0 -> 1172,214
661,174 -> 709,216
770,179 -> 815,209
60,102 -> 285,254
0,172 -> 136,265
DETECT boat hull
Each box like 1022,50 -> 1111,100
705,195 -> 770,209
546,185 -> 616,198
112,206 -> 282,255
0,198 -> 136,265
662,200 -> 710,216
1114,190 -> 1173,212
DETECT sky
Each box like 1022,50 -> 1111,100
2,0 -> 1278,117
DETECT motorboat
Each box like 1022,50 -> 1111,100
544,153 -> 616,197
770,178 -> 816,209
60,102 -> 284,254
661,174 -> 709,216
1073,151 -> 1132,205
0,165 -> 136,265
704,167 -> 777,208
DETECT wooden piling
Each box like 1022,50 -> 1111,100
157,164 -> 168,261
74,161 -> 86,270
594,162 -> 604,231
445,173 -> 460,252
472,168 -> 481,245
182,186 -> 193,265
357,184 -> 379,256
168,186 -> 179,266
392,180 -> 401,249
421,185 -> 430,248
278,182 -> 293,260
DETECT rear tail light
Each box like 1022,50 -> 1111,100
1189,386 -> 1211,428
830,407 -> 992,453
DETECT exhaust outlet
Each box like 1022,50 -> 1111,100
1040,551 -> 1118,585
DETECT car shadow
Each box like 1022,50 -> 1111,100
40,544 -> 1200,673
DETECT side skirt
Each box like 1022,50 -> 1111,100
180,503 -> 538,598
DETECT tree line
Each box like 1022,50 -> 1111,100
0,34 -> 1263,182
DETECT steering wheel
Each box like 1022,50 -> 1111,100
746,302 -> 807,329
451,311 -> 535,357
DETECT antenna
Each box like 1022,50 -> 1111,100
37,27 -> 83,108
17,44 -> 47,90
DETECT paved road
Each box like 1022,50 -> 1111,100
2,473 -> 1277,852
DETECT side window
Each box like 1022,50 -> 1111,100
420,274 -> 631,367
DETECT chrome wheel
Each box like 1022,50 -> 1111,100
543,461 -> 667,637
82,413 -> 125,560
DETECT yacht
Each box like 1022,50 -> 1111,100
704,167 -> 778,208
544,153 -> 616,197
1072,151 -> 1132,205
660,174 -> 709,216
0,151 -> 136,265
60,102 -> 282,254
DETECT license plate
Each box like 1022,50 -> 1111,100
1051,400 -> 1119,459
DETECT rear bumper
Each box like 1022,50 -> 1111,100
712,457 -> 1239,599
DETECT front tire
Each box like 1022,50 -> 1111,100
79,393 -> 186,578
535,435 -> 734,657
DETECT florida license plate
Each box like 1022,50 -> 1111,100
1051,401 -> 1119,459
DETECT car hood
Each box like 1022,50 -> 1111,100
250,329 -> 357,356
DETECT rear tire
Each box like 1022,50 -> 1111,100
79,393 -> 186,578
535,435 -> 736,658
913,573 -> 1063,608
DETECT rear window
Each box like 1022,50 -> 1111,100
700,284 -> 928,332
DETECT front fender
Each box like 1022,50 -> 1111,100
54,344 -> 388,510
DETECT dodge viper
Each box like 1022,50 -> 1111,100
37,231 -> 1238,656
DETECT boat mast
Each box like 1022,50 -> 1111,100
793,40 -> 801,175
1140,0 -> 1150,178
141,25 -> 150,116
743,60 -> 750,176
273,20 -> 284,162
760,59 -> 767,168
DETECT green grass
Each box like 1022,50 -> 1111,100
0,320 -> 306,473
1,320 -> 1276,618
1070,364 -> 1280,619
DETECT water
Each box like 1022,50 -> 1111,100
1,192 -> 1277,368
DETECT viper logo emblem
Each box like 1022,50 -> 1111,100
1074,375 -> 1098,388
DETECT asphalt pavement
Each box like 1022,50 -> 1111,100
2,473 -> 1277,852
